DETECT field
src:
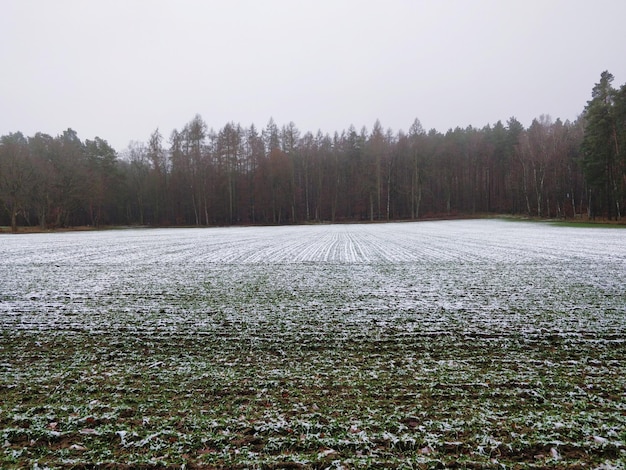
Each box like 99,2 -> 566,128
1,219 -> 625,469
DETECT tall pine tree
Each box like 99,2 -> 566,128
582,71 -> 623,219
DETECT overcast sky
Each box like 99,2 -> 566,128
2,0 -> 626,151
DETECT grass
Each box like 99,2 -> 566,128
547,220 -> 626,229
2,321 -> 625,469
1,221 -> 625,468
493,214 -> 626,228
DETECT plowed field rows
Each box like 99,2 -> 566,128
1,219 -> 625,468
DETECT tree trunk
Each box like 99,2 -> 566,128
11,208 -> 18,233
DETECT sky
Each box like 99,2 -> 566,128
2,0 -> 626,152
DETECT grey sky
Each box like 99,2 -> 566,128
2,0 -> 625,151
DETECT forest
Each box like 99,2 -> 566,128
1,71 -> 625,231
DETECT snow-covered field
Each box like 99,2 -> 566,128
1,219 -> 625,468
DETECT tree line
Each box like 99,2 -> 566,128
1,72 -> 625,231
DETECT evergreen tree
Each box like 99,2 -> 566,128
582,71 -> 623,219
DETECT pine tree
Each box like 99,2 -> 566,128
582,71 -> 623,219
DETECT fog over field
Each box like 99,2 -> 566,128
1,220 -> 625,467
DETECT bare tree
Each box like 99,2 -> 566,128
0,132 -> 32,232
